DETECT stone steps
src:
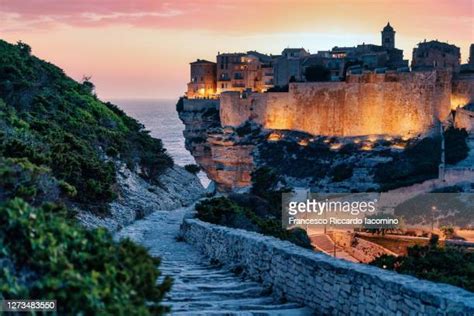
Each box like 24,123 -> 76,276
116,207 -> 312,315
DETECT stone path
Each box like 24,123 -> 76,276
309,234 -> 358,263
115,206 -> 312,315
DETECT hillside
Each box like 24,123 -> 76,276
0,40 -> 202,313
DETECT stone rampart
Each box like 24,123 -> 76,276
181,217 -> 474,315
183,98 -> 219,112
220,70 -> 454,137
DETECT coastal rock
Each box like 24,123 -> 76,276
77,164 -> 205,232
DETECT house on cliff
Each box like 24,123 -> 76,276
186,59 -> 217,99
412,40 -> 461,72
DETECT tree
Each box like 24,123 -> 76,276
444,126 -> 469,164
184,164 -> 200,174
440,225 -> 455,239
16,41 -> 31,55
82,75 -> 95,94
304,65 -> 331,82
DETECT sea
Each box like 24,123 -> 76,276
110,98 -> 210,188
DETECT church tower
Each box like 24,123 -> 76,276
381,22 -> 395,49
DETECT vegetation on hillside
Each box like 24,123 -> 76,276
0,40 -> 172,312
0,199 -> 172,314
195,167 -> 312,249
444,126 -> 469,164
371,243 -> 474,292
0,40 -> 173,214
374,137 -> 441,190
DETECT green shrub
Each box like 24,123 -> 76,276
329,163 -> 353,182
184,164 -> 200,174
370,244 -> 474,292
444,126 -> 469,164
0,198 -> 172,314
375,137 -> 441,190
195,197 -> 312,249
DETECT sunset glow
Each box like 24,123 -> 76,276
0,0 -> 472,99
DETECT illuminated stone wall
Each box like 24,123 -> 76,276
451,73 -> 474,109
220,70 -> 455,137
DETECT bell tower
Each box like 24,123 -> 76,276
381,22 -> 395,49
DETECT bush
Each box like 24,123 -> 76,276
440,225 -> 455,239
195,197 -> 312,249
370,244 -> 474,292
184,164 -> 201,174
375,137 -> 441,190
329,163 -> 353,182
444,126 -> 469,164
0,198 -> 172,314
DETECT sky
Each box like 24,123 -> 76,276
0,0 -> 472,100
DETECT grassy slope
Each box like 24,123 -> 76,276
0,40 -> 172,314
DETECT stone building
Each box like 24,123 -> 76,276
272,23 -> 408,85
186,59 -> 217,99
273,48 -> 310,86
411,40 -> 461,72
381,22 -> 395,49
216,52 -> 273,94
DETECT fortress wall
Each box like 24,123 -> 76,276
452,74 -> 474,109
220,70 -> 454,137
455,108 -> 474,133
183,98 -> 219,112
181,218 -> 474,315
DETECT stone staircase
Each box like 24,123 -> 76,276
116,207 -> 312,315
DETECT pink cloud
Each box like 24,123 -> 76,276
0,0 -> 246,31
0,0 -> 471,36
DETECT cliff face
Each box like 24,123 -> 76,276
78,164 -> 204,232
178,98 -> 255,191
178,97 -> 445,193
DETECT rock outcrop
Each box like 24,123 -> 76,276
77,164 -> 204,232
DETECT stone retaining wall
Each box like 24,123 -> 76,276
180,218 -> 474,315
182,98 -> 219,112
328,231 -> 397,263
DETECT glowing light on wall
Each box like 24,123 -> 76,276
267,132 -> 282,141
367,135 -> 378,142
330,143 -> 342,151
298,139 -> 309,146
450,95 -> 470,110
391,144 -> 406,150
361,143 -> 373,151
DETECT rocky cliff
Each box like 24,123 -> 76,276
178,98 -> 446,193
78,164 -> 204,232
